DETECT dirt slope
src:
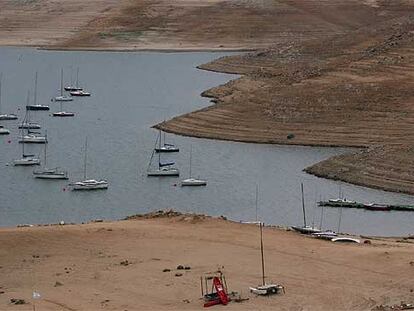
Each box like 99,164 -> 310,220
0,214 -> 412,310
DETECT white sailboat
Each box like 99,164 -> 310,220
147,131 -> 179,176
13,139 -> 40,166
155,129 -> 179,153
0,127 -> 10,135
19,93 -> 41,129
181,146 -> 207,186
26,72 -> 49,111
52,100 -> 75,117
54,69 -> 73,102
71,138 -> 108,190
0,73 -> 18,120
33,132 -> 68,179
19,129 -> 47,144
291,183 -> 321,234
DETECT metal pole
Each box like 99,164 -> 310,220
255,184 -> 258,222
260,222 -> 265,286
301,183 -> 307,227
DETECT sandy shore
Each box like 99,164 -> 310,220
0,212 -> 413,311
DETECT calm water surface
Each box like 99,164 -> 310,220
0,47 -> 413,236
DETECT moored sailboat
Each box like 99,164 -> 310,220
13,139 -> 40,166
181,146 -> 206,186
0,73 -> 18,120
147,132 -> 179,176
155,129 -> 179,153
54,69 -> 73,102
71,138 -> 108,190
26,72 -> 49,111
33,132 -> 68,179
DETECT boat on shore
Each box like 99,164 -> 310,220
318,199 -> 414,212
291,183 -> 321,234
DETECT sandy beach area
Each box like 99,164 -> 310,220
0,212 -> 413,311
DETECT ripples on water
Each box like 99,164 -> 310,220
0,47 -> 413,236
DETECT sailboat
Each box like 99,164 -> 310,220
0,73 -> 18,120
181,146 -> 207,186
249,222 -> 284,296
291,183 -> 321,234
155,129 -> 179,153
64,67 -> 83,91
54,69 -> 73,102
52,100 -> 75,117
19,128 -> 47,144
67,68 -> 90,96
13,138 -> 40,166
19,92 -> 41,129
71,138 -> 108,190
33,131 -> 68,179
147,132 -> 179,176
26,72 -> 49,111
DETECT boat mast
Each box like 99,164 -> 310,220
60,68 -> 64,96
76,67 -> 79,89
259,222 -> 265,286
83,137 -> 88,180
34,72 -> 38,106
158,130 -> 162,169
189,145 -> 192,178
0,73 -> 2,114
44,130 -> 48,167
301,183 -> 307,227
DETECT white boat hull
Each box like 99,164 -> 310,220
0,114 -> 18,120
52,111 -> 75,117
19,123 -> 41,129
181,178 -> 207,186
33,169 -> 68,179
19,136 -> 47,144
54,96 -> 73,102
13,158 -> 41,166
72,180 -> 108,190
0,128 -> 10,135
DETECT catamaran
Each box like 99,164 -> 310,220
0,73 -> 18,120
181,146 -> 207,186
13,139 -> 40,166
54,69 -> 73,102
147,132 -> 179,176
155,129 -> 179,153
71,138 -> 108,190
33,132 -> 68,179
26,72 -> 49,111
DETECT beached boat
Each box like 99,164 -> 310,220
331,237 -> 360,243
155,129 -> 179,153
181,146 -> 206,186
26,72 -> 49,111
33,132 -> 68,179
0,74 -> 18,120
147,133 -> 179,176
54,69 -> 73,102
71,138 -> 108,190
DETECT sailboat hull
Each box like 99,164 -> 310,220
54,96 -> 73,102
13,158 -> 41,166
155,147 -> 179,153
181,178 -> 207,186
33,170 -> 68,179
52,112 -> 75,117
0,114 -> 18,120
72,183 -> 108,190
0,128 -> 10,135
26,105 -> 49,111
19,136 -> 47,144
147,169 -> 179,176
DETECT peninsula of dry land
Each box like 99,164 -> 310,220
3,0 -> 414,192
0,212 -> 413,310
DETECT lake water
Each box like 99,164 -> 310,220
0,47 -> 413,236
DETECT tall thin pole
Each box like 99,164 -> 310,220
0,72 -> 3,113
260,222 -> 265,286
158,130 -> 161,169
34,72 -> 38,106
301,183 -> 307,227
189,145 -> 192,178
255,184 -> 259,222
319,205 -> 324,230
76,67 -> 79,89
44,130 -> 47,167
83,138 -> 88,180
60,68 -> 63,96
